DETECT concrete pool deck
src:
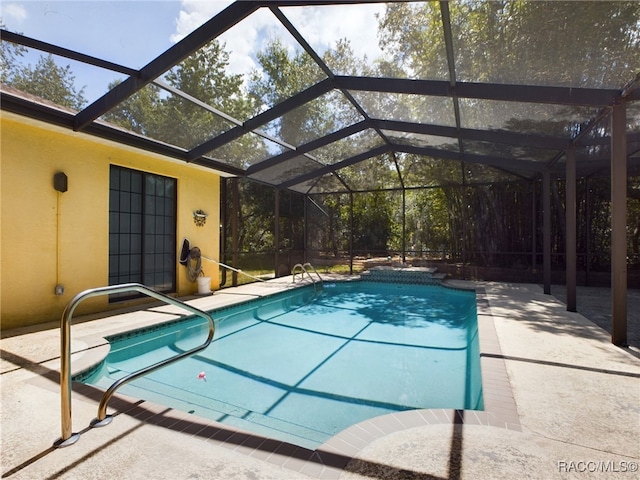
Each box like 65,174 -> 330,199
1,278 -> 638,479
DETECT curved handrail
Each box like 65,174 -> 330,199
291,263 -> 305,282
54,283 -> 215,447
292,263 -> 323,290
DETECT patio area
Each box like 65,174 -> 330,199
1,278 -> 638,479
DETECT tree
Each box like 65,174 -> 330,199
376,1 -> 446,80
102,82 -> 165,136
163,40 -> 261,157
105,40 -> 265,167
404,186 -> 450,256
352,189 -> 395,253
377,0 -> 640,141
1,35 -> 86,110
234,179 -> 276,253
0,27 -> 26,80
378,1 -> 640,88
250,39 -> 336,147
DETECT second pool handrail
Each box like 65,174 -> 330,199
292,262 -> 323,290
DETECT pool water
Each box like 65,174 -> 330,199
79,281 -> 482,449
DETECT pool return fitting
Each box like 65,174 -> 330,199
54,283 -> 215,447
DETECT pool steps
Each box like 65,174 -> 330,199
88,370 -> 328,449
360,266 -> 447,285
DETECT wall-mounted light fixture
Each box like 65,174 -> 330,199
54,172 -> 68,192
193,209 -> 208,227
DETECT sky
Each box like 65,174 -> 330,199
1,0 -> 386,102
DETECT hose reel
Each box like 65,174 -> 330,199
186,247 -> 203,282
179,238 -> 203,282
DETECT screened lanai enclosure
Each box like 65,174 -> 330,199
2,1 -> 639,345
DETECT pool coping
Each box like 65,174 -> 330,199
59,278 -> 521,479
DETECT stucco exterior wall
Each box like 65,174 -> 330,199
1,112 -> 221,329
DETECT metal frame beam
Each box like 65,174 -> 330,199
74,1 -> 261,130
395,145 -> 545,174
246,120 -> 369,174
275,140 -> 549,191
247,117 -> 567,180
278,144 -> 391,189
334,76 -> 621,106
1,91 -> 245,177
3,7 -> 638,215
0,30 -> 137,76
375,119 -> 568,149
187,78 -> 334,159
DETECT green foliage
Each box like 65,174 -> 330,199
1,44 -> 86,109
251,38 -> 325,104
351,190 -> 395,252
163,41 -> 258,151
103,82 -> 165,135
376,1 -> 447,79
250,39 -> 335,146
377,1 -> 640,88
322,38 -> 375,76
306,193 -> 349,257
0,30 -> 26,80
376,0 -> 640,142
104,40 -> 266,166
404,188 -> 450,253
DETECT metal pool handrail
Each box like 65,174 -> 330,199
54,283 -> 215,448
292,262 -> 323,290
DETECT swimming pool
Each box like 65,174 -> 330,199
78,281 -> 482,449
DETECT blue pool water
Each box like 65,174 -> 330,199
79,281 -> 482,449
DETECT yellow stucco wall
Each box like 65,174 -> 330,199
1,111 -> 221,329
